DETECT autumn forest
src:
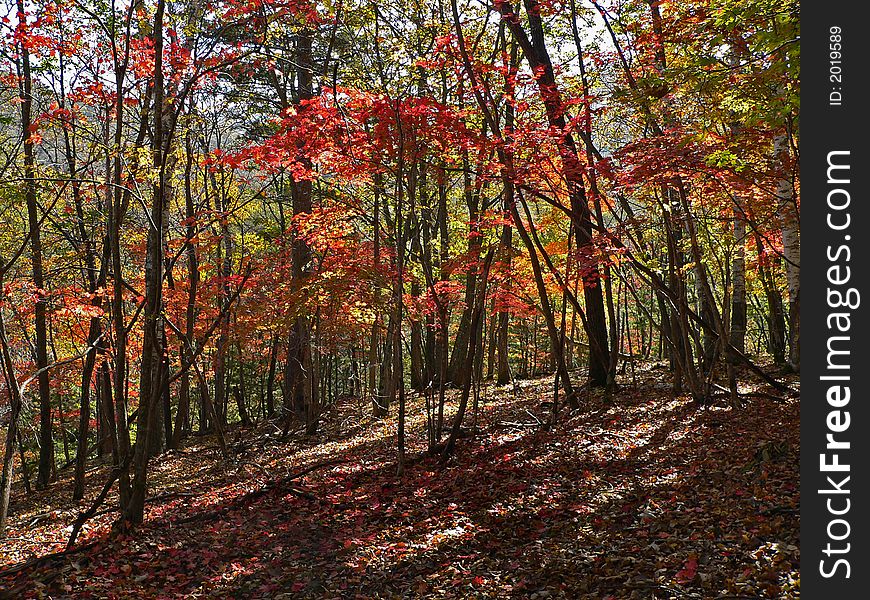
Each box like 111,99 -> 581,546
0,0 -> 799,597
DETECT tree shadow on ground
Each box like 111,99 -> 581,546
0,374 -> 799,599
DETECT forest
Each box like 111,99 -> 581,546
0,0 -> 799,597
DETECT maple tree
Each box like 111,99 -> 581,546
0,0 -> 799,597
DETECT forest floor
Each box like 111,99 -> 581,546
0,363 -> 799,599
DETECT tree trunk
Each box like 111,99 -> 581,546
496,0 -> 610,386
369,177 -> 383,417
774,133 -> 800,371
73,319 -> 100,501
509,194 -> 576,402
283,27 -> 318,434
213,187 -> 232,432
754,233 -> 787,365
447,151 -> 482,387
495,53 -> 516,387
16,1 -> 54,489
442,250 -> 494,459
126,0 -> 167,525
0,304 -> 23,536
265,334 -> 278,417
410,281 -> 425,391
729,208 -> 747,353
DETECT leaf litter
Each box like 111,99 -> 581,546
0,366 -> 799,598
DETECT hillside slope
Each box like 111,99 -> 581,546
0,368 -> 799,599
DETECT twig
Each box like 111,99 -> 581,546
497,421 -> 541,429
0,541 -> 98,579
285,487 -> 317,501
173,458 -> 347,526
710,382 -> 788,403
66,453 -> 132,550
0,536 -> 60,545
88,490 -> 202,520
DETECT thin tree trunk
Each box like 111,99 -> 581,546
16,0 -> 54,489
442,250 -> 494,459
495,43 -> 517,386
730,207 -> 747,353
0,303 -> 23,535
754,233 -> 787,365
126,0 -> 167,525
447,150 -> 482,387
369,176 -> 383,417
213,184 -> 232,432
774,133 -> 800,371
509,194 -> 576,402
410,281 -> 425,391
265,334 -> 278,417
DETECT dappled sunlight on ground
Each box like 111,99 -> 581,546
1,366 -> 799,598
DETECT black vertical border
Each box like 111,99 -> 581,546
801,0 -> 868,596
